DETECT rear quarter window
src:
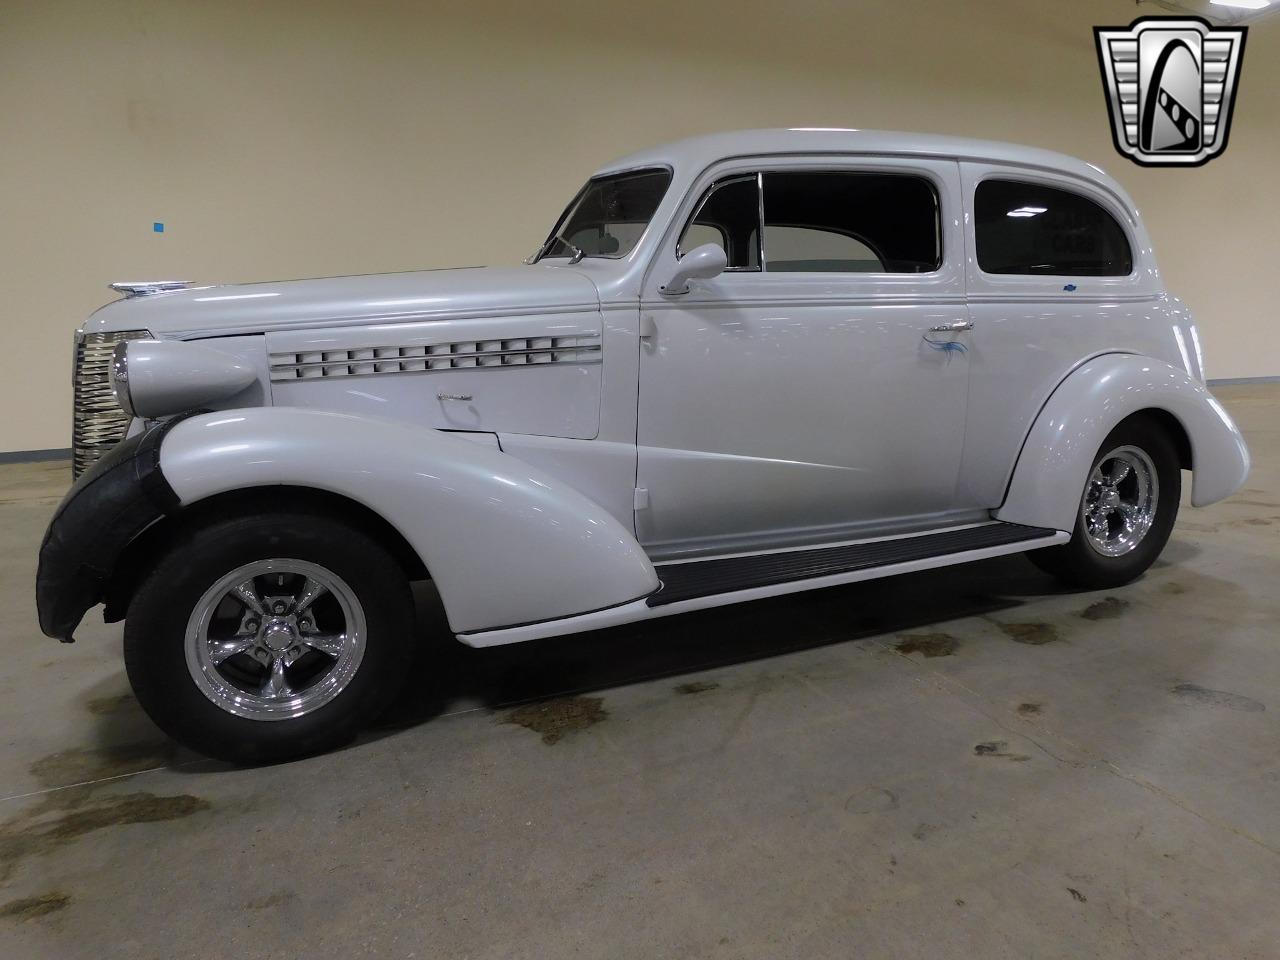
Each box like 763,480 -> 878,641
975,179 -> 1133,277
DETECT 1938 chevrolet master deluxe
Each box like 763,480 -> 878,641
37,130 -> 1250,761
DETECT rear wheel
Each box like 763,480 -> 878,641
1028,415 -> 1181,589
125,511 -> 414,763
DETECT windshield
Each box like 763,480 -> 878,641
538,168 -> 672,260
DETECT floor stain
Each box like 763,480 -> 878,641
30,742 -> 175,788
0,789 -> 209,881
843,786 -> 898,814
1159,582 -> 1188,595
996,622 -> 1061,646
1081,597 -> 1129,621
85,693 -> 137,716
911,822 -> 937,841
1016,702 -> 1042,716
974,740 -> 1032,762
0,891 -> 70,921
1171,683 -> 1265,713
895,633 -> 959,658
1067,887 -> 1088,903
245,891 -> 296,911
40,793 -> 208,843
674,681 -> 720,695
502,696 -> 607,744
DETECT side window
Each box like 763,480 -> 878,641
974,179 -> 1134,277
761,172 -> 941,273
678,175 -> 761,271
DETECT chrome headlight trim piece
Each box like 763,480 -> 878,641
110,340 -> 134,417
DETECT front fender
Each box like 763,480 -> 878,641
159,409 -> 659,633
996,355 -> 1250,532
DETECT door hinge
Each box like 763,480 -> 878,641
633,487 -> 650,511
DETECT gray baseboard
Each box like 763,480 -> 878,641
0,447 -> 71,465
1208,376 -> 1280,386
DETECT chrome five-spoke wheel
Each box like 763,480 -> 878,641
1028,416 -> 1179,589
1081,445 -> 1159,558
185,559 -> 367,720
127,508 -> 413,762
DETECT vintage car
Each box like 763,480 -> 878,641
38,129 -> 1250,762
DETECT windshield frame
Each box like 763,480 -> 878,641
534,165 -> 674,263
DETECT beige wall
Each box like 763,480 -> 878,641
1,0 -> 1276,452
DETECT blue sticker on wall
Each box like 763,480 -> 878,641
153,222 -> 165,233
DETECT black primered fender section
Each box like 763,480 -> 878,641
36,415 -> 193,642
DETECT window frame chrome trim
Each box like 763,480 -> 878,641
674,172 -> 764,272
757,168 -> 945,276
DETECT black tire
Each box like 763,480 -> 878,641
1028,414 -> 1181,590
124,510 -> 415,763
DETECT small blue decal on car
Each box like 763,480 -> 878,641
1064,283 -> 1078,292
923,336 -> 967,356
153,222 -> 165,233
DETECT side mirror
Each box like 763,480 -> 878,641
657,243 -> 728,296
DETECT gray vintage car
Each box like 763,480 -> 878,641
39,129 -> 1249,761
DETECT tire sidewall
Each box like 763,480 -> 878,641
125,513 -> 413,763
1061,417 -> 1181,587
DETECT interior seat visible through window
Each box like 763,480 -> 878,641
761,172 -> 941,274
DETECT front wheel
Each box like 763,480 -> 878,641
124,510 -> 415,763
1028,415 -> 1181,590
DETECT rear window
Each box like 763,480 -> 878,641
975,180 -> 1133,277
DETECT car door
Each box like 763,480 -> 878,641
635,156 -> 975,558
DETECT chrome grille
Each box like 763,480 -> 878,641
269,335 -> 601,381
72,329 -> 149,478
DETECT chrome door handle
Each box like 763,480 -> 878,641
928,320 -> 974,333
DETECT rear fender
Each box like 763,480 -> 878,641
159,408 -> 658,633
996,355 -> 1250,532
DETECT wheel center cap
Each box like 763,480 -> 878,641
261,620 -> 295,653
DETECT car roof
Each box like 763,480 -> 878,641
594,128 -> 1131,203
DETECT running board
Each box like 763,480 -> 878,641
458,522 -> 1067,648
648,521 -> 1057,607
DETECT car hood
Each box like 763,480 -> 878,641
82,265 -> 601,338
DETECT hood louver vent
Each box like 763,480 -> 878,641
269,335 -> 600,381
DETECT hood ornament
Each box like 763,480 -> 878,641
109,280 -> 192,298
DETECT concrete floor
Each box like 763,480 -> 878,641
1,385 -> 1278,959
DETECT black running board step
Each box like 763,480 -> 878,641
648,523 -> 1055,607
